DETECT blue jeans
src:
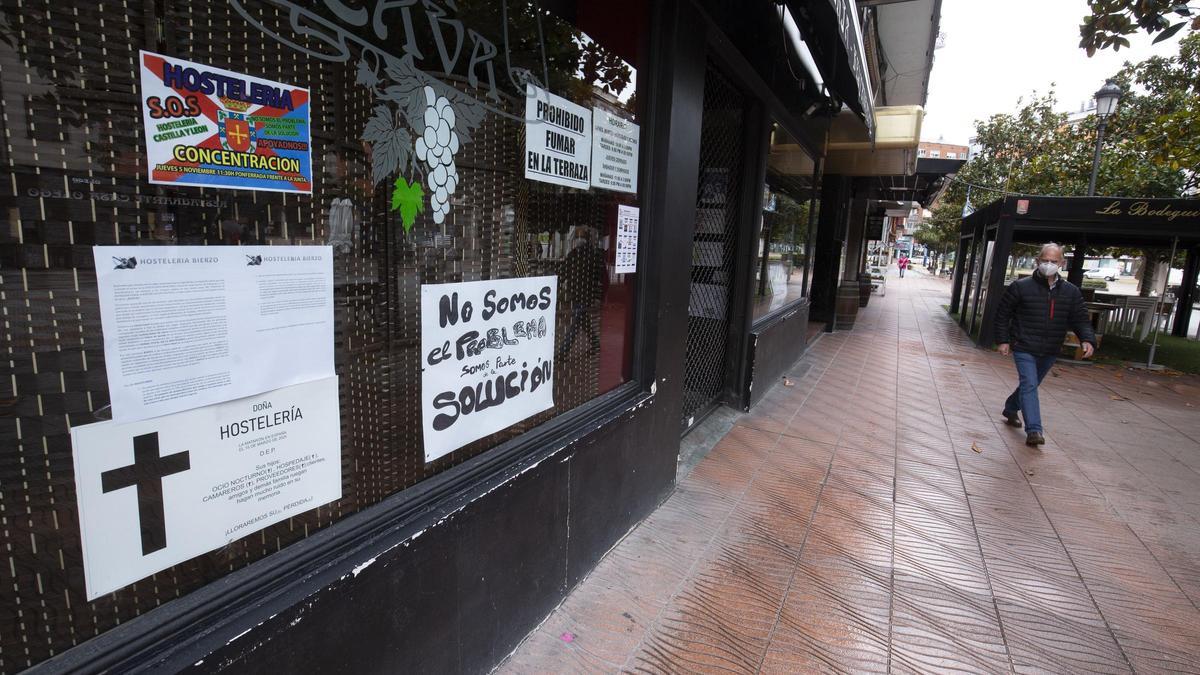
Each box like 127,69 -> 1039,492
1004,351 -> 1057,433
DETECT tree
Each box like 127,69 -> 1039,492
1080,0 -> 1199,56
943,91 -> 1188,204
913,202 -> 959,275
938,35 -> 1198,206
1111,33 -> 1200,194
932,38 -> 1198,296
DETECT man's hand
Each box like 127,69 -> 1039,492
1082,342 -> 1095,359
998,343 -> 1011,356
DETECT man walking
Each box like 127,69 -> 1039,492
994,243 -> 1096,446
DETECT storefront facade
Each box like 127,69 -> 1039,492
0,1 -> 927,672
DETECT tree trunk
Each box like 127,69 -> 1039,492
1137,255 -> 1155,297
1132,256 -> 1149,296
1141,258 -> 1173,297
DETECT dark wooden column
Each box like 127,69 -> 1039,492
978,220 -> 1014,348
723,102 -> 770,406
841,190 -> 869,283
1172,245 -> 1199,337
809,175 -> 852,324
960,223 -> 982,331
832,191 -> 868,330
949,234 -> 969,314
1067,242 -> 1088,288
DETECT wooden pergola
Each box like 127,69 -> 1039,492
950,195 -> 1200,347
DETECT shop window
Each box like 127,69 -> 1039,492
0,1 -> 647,667
752,122 -> 817,320
27,97 -> 70,143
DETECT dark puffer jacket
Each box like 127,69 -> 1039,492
993,273 -> 1096,356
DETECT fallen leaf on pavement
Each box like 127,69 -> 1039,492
1024,469 -> 1035,476
971,442 -> 983,454
783,378 -> 794,387
1109,394 -> 1129,401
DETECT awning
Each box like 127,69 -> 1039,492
827,105 -> 923,151
822,105 -> 925,176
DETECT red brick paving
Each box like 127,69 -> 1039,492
498,273 -> 1200,673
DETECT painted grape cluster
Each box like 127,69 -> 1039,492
413,85 -> 460,224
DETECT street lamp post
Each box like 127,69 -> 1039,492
1087,79 -> 1122,196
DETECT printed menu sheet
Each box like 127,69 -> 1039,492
615,205 -> 640,273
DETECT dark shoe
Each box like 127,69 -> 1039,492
1025,432 -> 1045,447
1002,410 -> 1022,428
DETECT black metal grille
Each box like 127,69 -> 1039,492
0,1 -> 640,668
681,62 -> 745,427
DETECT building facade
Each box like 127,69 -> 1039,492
917,140 -> 970,160
0,1 -> 941,672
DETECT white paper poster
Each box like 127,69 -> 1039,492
591,109 -> 639,193
524,85 -> 592,190
93,245 -> 334,423
615,205 -> 640,274
421,276 -> 557,462
72,376 -> 341,600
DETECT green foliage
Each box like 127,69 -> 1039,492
914,201 -> 961,273
390,177 -> 425,232
1080,0 -> 1198,56
765,192 -> 811,249
455,0 -> 633,106
937,33 -> 1199,216
932,38 -> 1198,296
1112,33 -> 1200,193
914,202 -> 957,253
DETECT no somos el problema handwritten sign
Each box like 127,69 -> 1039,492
420,276 -> 557,462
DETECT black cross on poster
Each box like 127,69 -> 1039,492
100,432 -> 190,555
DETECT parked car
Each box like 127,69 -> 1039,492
1083,268 -> 1119,281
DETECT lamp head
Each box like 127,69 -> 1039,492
1094,79 -> 1122,119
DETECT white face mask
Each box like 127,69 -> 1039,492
1038,261 -> 1061,278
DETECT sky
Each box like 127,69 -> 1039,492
921,0 -> 1187,144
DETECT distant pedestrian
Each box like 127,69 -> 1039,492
558,227 -> 605,359
993,243 -> 1096,446
897,254 -> 909,278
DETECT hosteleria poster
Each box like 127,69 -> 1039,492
420,277 -> 557,462
72,376 -> 341,600
138,50 -> 312,193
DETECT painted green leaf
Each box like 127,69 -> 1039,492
391,176 -> 425,232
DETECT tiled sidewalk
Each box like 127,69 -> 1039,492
498,273 -> 1200,674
